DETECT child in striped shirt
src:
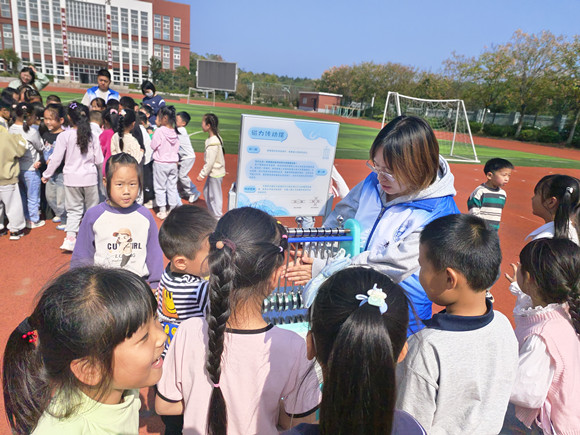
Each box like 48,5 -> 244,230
468,158 -> 514,230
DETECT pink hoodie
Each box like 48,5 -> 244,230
150,126 -> 179,164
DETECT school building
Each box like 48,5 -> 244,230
0,0 -> 190,85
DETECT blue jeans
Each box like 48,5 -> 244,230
19,170 -> 41,223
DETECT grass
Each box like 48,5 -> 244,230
42,91 -> 580,169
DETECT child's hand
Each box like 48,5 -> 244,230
196,175 -> 203,181
33,161 -> 41,169
41,177 -> 48,184
284,252 -> 314,286
505,262 -> 519,283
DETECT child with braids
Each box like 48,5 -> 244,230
110,108 -> 144,164
508,238 -> 580,434
285,267 -> 425,435
196,113 -> 225,218
156,207 -> 321,434
151,105 -> 180,220
42,102 -> 103,251
2,267 -> 166,435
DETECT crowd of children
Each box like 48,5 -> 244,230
2,87 -> 580,435
0,71 -> 224,247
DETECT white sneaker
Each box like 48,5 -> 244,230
52,216 -> 61,223
60,236 -> 76,251
9,230 -> 24,240
189,192 -> 201,203
26,220 -> 46,229
144,200 -> 154,209
56,224 -> 66,231
157,210 -> 168,220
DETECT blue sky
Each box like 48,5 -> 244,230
184,0 -> 579,79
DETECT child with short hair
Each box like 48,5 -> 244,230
156,207 -> 321,434
176,111 -> 201,203
45,94 -> 61,105
0,98 -> 12,130
71,153 -> 163,288
508,238 -> 580,433
3,267 -> 166,434
468,157 -> 514,230
90,96 -> 106,112
156,204 -> 216,434
396,213 -> 518,434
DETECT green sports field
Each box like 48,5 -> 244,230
47,91 -> 580,169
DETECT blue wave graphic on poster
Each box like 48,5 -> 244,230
237,193 -> 290,216
294,121 -> 338,147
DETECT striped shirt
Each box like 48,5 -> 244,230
467,184 -> 507,230
157,263 -> 209,349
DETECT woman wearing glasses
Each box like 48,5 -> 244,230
287,115 -> 460,334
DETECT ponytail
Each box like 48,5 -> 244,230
309,267 -> 409,435
3,317 -> 49,435
158,105 -> 178,135
536,175 -> 580,241
520,238 -> 580,334
67,102 -> 91,154
14,103 -> 31,133
203,113 -> 224,154
204,208 -> 288,434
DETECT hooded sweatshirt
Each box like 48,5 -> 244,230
0,131 -> 27,185
150,126 -> 179,164
322,156 -> 459,331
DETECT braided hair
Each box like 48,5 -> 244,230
204,207 -> 287,434
519,238 -> 580,334
117,109 -> 136,152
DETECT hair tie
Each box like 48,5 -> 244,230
110,109 -> 118,114
356,284 -> 389,314
279,246 -> 284,253
216,239 -> 236,253
566,186 -> 574,194
17,317 -> 37,343
213,383 -> 220,388
281,234 -> 288,239
120,109 -> 126,116
69,102 -> 77,109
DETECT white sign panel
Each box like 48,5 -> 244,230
236,114 -> 340,217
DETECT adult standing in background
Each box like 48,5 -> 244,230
8,66 -> 50,92
141,80 -> 165,126
81,69 -> 120,106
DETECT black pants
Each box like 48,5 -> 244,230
160,414 -> 184,435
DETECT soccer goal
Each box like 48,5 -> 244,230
187,87 -> 216,106
382,92 -> 478,163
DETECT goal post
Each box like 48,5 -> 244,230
382,92 -> 479,163
187,87 -> 216,106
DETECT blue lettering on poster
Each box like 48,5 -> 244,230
247,146 -> 260,153
248,128 -> 288,142
294,121 -> 338,147
247,159 -> 328,182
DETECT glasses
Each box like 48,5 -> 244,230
366,161 -> 395,182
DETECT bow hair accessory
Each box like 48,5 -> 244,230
69,102 -> 78,109
356,284 -> 388,314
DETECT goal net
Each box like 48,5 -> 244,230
382,92 -> 478,162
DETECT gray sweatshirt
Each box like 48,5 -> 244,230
396,301 -> 519,434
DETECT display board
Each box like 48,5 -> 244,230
196,60 -> 238,92
235,114 -> 340,217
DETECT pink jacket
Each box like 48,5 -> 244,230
514,306 -> 580,435
150,126 -> 179,164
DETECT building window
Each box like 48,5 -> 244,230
111,7 -> 118,33
140,11 -> 148,37
29,0 -> 39,22
17,0 -> 26,20
153,43 -> 161,60
40,0 -> 50,22
173,17 -> 180,43
3,23 -> 12,49
120,8 -> 128,34
163,16 -> 170,40
173,47 -> 180,66
154,14 -> 161,39
68,32 -> 107,61
0,0 -> 10,18
163,45 -> 170,69
66,1 -> 106,30
131,10 -> 138,31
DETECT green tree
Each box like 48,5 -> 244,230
0,49 -> 20,74
148,56 -> 162,83
559,36 -> 580,145
503,30 -> 562,137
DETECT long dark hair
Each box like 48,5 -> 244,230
204,207 -> 288,435
67,102 -> 91,154
2,267 -> 157,435
203,113 -> 223,148
309,267 -> 409,435
117,109 -> 136,152
102,106 -> 120,131
520,238 -> 580,333
157,105 -> 179,135
534,174 -> 580,241
13,102 -> 33,132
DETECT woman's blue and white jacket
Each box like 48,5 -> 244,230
321,156 -> 460,331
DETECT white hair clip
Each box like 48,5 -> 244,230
356,284 -> 388,314
566,186 -> 574,194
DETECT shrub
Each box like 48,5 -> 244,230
483,124 -> 515,137
469,121 -> 482,133
536,127 -> 562,144
519,129 -> 538,142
